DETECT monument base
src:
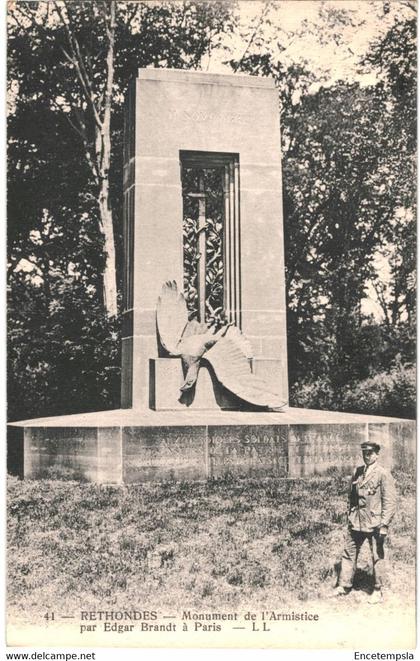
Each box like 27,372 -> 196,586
8,408 -> 415,484
149,357 -> 286,411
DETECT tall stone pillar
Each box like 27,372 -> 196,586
121,69 -> 288,411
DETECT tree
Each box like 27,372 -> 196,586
53,1 -> 119,317
8,0 -> 235,317
229,7 -> 416,415
364,14 -> 416,358
7,0 -> 235,419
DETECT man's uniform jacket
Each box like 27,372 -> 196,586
348,462 -> 397,533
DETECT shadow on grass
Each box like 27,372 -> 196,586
352,568 -> 375,594
334,559 -> 375,595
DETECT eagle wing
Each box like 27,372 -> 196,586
156,281 -> 188,356
204,331 -> 287,410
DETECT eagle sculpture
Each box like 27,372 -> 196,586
156,281 -> 287,411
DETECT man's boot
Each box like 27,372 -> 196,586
330,586 -> 351,598
368,588 -> 383,604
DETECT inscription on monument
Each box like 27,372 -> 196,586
24,427 -> 98,481
29,427 -> 98,453
389,422 -> 416,470
173,108 -> 253,125
208,425 -> 288,478
123,426 -> 207,483
288,425 -> 365,476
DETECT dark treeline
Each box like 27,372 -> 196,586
7,2 -> 416,421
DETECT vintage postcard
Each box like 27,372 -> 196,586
6,0 -> 416,651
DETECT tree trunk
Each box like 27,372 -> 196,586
98,185 -> 118,318
55,0 -> 119,317
97,1 -> 117,317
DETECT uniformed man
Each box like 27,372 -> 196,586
334,441 -> 397,603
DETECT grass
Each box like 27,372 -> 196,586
7,468 -> 415,622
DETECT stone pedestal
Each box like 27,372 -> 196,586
9,409 -> 415,484
149,357 -> 287,411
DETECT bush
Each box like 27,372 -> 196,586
342,360 -> 415,419
290,359 -> 415,419
289,377 -> 336,410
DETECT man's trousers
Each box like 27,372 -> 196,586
339,527 -> 385,589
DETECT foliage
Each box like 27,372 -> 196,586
7,1 -> 235,419
230,7 -> 416,414
343,360 -> 416,420
8,0 -> 235,276
290,377 -> 336,412
8,273 -> 121,421
7,470 -> 415,619
291,359 -> 415,420
291,365 -> 416,418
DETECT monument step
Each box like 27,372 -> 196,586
7,409 -> 415,485
8,406 -> 413,428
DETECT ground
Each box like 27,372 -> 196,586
7,469 -> 415,648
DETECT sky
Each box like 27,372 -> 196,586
205,0 -> 413,89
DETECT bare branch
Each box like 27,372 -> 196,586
372,279 -> 391,330
8,4 -> 34,31
66,7 -> 103,126
126,2 -> 141,29
53,1 -> 103,130
396,0 -> 416,14
233,0 -> 272,72
97,0 -> 116,176
15,3 -> 37,21
60,45 -> 74,66
49,95 -> 100,182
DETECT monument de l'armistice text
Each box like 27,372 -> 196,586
9,69 -> 415,483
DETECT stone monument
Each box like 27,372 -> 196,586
121,69 -> 288,412
8,68 -> 415,483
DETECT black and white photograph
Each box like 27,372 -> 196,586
6,0 -> 416,650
